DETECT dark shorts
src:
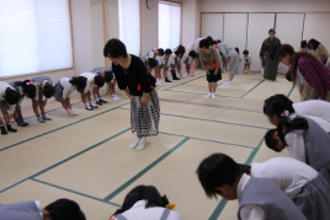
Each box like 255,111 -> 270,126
0,100 -> 9,109
206,69 -> 222,82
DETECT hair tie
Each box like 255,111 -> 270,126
165,203 -> 176,210
280,110 -> 290,117
26,81 -> 34,86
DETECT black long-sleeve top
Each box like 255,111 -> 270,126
112,55 -> 156,96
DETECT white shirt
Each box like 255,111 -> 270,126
34,200 -> 43,217
218,42 -> 232,59
238,173 -> 265,220
251,157 -> 317,199
285,114 -> 330,164
162,55 -> 175,68
60,77 -> 75,99
188,38 -> 203,52
243,56 -> 252,65
113,200 -> 182,220
0,81 -> 15,102
293,100 -> 330,123
285,132 -> 306,163
80,72 -> 96,93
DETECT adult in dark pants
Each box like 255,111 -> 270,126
260,29 -> 281,81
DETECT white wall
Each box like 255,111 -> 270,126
199,0 -> 330,13
90,0 -> 106,69
140,0 -> 158,55
70,0 -> 94,74
182,0 -> 200,48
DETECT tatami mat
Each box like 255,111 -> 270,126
0,71 -> 297,219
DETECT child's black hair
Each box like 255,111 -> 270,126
263,94 -> 295,117
103,38 -> 128,58
44,84 -> 55,98
94,75 -> 105,88
206,36 -> 214,44
5,88 -> 20,105
175,45 -> 185,56
199,39 -> 211,49
104,70 -> 114,83
165,49 -> 172,55
300,40 -> 307,49
212,40 -> 218,45
265,129 -> 282,152
113,185 -> 170,216
147,58 -> 158,69
235,47 -> 240,54
15,80 -> 37,99
243,50 -> 249,55
157,48 -> 165,56
278,117 -> 309,142
265,117 -> 309,153
69,76 -> 87,94
268,28 -> 276,34
308,39 -> 320,50
188,50 -> 197,59
45,198 -> 86,220
196,153 -> 241,198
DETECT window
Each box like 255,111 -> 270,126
118,0 -> 140,55
158,1 -> 181,50
0,0 -> 73,77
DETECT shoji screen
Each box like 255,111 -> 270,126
158,1 -> 181,50
276,13 -> 304,51
201,13 -> 224,40
303,13 -> 330,54
118,0 -> 140,55
223,13 -> 248,53
247,13 -> 275,72
0,0 -> 73,77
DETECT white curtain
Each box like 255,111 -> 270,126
118,0 -> 140,55
158,1 -> 181,50
0,0 -> 73,77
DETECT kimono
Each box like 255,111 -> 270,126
260,37 -> 281,80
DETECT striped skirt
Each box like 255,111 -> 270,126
130,89 -> 160,137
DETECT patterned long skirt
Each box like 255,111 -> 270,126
130,89 -> 160,137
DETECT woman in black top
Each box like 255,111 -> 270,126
103,39 -> 160,151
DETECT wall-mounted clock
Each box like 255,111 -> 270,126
146,0 -> 155,9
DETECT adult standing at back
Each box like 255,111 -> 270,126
308,39 -> 329,64
260,29 -> 281,81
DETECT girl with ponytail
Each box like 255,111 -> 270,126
265,116 -> 330,171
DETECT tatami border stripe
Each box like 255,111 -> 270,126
164,75 -> 205,91
159,98 -> 262,114
31,178 -> 121,207
0,102 -> 129,152
119,108 -> 270,130
287,86 -> 295,98
103,137 -> 190,201
159,131 -> 255,149
0,128 -> 130,193
163,89 -> 243,99
240,79 -> 265,98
